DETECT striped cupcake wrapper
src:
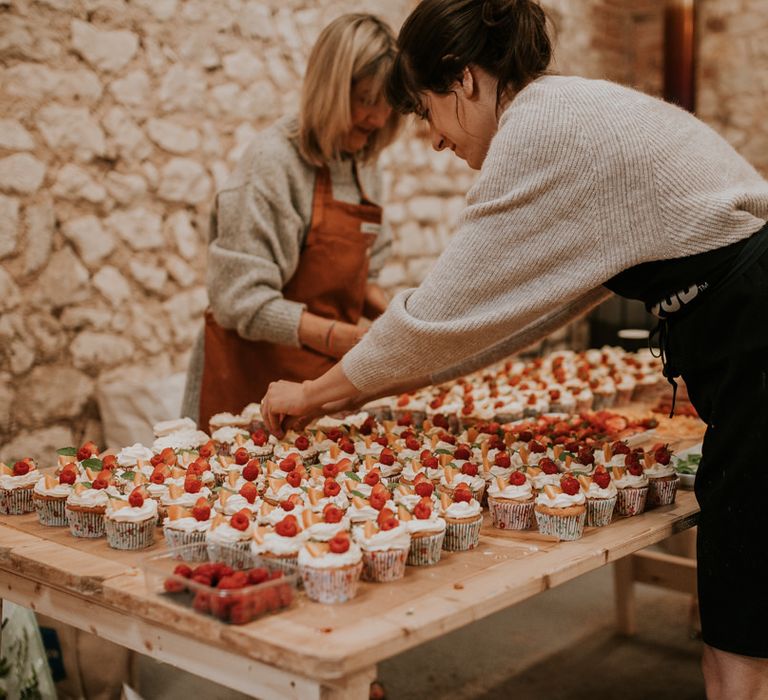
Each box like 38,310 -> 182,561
164,528 -> 208,560
615,487 -> 648,516
407,531 -> 445,566
66,508 -> 105,538
0,487 -> 35,515
300,562 -> 363,603
206,540 -> 251,568
34,497 -> 68,527
535,510 -> 586,541
586,496 -> 617,527
262,555 -> 299,577
443,517 -> 482,551
488,498 -> 535,530
105,517 -> 157,550
647,478 -> 679,508
361,548 -> 409,582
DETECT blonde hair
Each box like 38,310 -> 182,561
297,14 -> 402,166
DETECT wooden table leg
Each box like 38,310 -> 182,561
321,665 -> 377,700
614,555 -> 636,636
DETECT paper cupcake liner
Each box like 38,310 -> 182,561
300,561 -> 363,603
535,510 -> 586,541
66,507 -> 105,538
488,498 -> 535,530
615,486 -> 648,516
261,554 -> 299,577
361,548 -> 408,582
206,540 -> 252,568
591,392 -> 616,410
443,517 -> 482,551
33,496 -> 68,527
647,477 -> 679,508
574,397 -> 593,412
105,516 -> 157,550
0,487 -> 35,515
613,387 -> 634,407
407,531 -> 445,566
163,528 -> 208,560
586,496 -> 617,527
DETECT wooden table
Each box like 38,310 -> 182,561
0,488 -> 699,699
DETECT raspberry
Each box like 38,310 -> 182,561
247,567 -> 269,585
280,499 -> 295,512
369,490 -> 389,511
439,433 -> 456,445
363,470 -> 381,486
460,462 -> 478,477
239,482 -> 258,504
101,454 -> 117,470
323,478 -> 341,497
405,436 -> 420,451
540,457 -> 559,475
150,454 -> 164,468
198,441 -> 215,458
413,499 -> 433,520
161,448 -> 177,466
397,412 -> 413,426
433,414 -> 449,429
628,462 -> 644,477
286,470 -> 302,488
454,446 -> 471,461
339,439 -> 355,454
593,471 -> 611,489
184,477 -> 202,494
173,564 -> 193,578
242,460 -> 260,482
378,448 -> 395,466
654,445 -> 671,465
375,436 -> 389,448
150,470 -> 166,485
323,463 -> 339,479
422,456 -> 438,469
453,487 -> 472,503
517,430 -> 533,443
561,476 -> 580,496
128,489 -> 144,508
91,477 -> 109,490
612,440 -> 631,455
163,578 -> 186,594
577,446 -> 595,466
12,461 -> 30,476
494,453 -> 511,469
230,510 -> 250,531
528,440 -> 546,454
279,457 -> 297,473
234,447 -> 249,465
250,430 -> 268,447
377,507 -> 396,529
275,515 -> 298,537
323,504 -> 344,524
414,481 -> 434,498
565,440 -> 580,453
192,502 -> 211,522
59,469 -> 76,485
77,443 -> 97,462
329,534 -> 351,553
327,428 -> 343,443
187,461 -> 205,477
509,471 -> 526,486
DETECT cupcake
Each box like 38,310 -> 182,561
104,488 -> 158,550
613,457 -> 649,516
644,445 -> 679,507
299,532 -> 363,603
65,478 -> 111,538
439,485 -> 483,551
580,467 -> 617,527
205,510 -> 254,562
401,499 -> 446,566
438,464 -> 485,503
33,468 -> 76,526
534,475 -> 586,541
251,515 -> 305,574
487,470 -> 535,530
0,459 -> 40,515
162,498 -> 212,556
302,504 -> 351,542
347,495 -> 381,525
214,482 -> 262,517
258,497 -> 305,527
354,509 -> 411,582
527,457 -> 562,492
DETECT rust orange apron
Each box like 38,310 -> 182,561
199,164 -> 382,429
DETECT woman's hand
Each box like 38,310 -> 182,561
261,380 -> 311,436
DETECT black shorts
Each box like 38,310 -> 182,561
683,349 -> 768,657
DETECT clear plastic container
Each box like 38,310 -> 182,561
142,543 -> 298,624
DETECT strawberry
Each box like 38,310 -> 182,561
184,476 -> 202,494
323,478 -> 341,497
279,457 -> 296,472
101,454 -> 117,470
593,470 -> 611,489
59,469 -> 77,485
413,498 -> 433,520
549,389 -> 561,401
454,445 -> 471,461
654,445 -> 672,465
77,441 -> 98,462
369,489 -> 389,511
339,439 -> 355,454
275,514 -> 298,537
285,469 -> 302,488
561,475 -> 580,496
242,459 -> 260,482
150,469 -> 166,485
612,440 -> 631,455
577,446 -> 595,466
230,510 -> 251,531
128,488 -> 145,508
509,470 -> 526,486
400,430 -> 414,441
150,454 -> 164,468
414,481 -> 434,498
239,482 -> 258,504
191,573 -> 212,587
528,440 -> 546,454
294,435 -> 310,451
488,435 -> 505,451
460,462 -> 478,477
378,448 -> 395,466
539,457 -> 559,475
173,563 -> 193,578
494,453 -> 511,469
198,440 -> 215,458
422,456 -> 438,469
247,568 -> 269,585
329,533 -> 350,553
12,461 -> 30,476
234,447 -> 249,465
217,571 -> 248,590
453,486 -> 472,503
192,500 -> 211,522
161,447 -> 177,466
91,477 -> 109,490
280,499 -> 295,511
323,504 -> 344,524
363,470 -> 381,486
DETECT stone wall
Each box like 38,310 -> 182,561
0,0 -> 763,459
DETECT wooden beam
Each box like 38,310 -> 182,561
631,549 -> 697,595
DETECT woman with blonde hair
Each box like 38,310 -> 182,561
183,13 -> 401,429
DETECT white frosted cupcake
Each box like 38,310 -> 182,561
613,464 -> 649,516
205,510 -> 253,562
439,487 -> 483,551
65,483 -> 110,538
33,471 -> 75,526
251,515 -> 306,574
534,476 -> 586,541
487,472 -> 535,530
104,490 -> 158,550
162,498 -> 212,557
0,459 -> 40,515
299,533 -> 363,603
402,498 -> 446,566
644,447 -> 679,507
354,513 -> 411,582
581,469 -> 618,527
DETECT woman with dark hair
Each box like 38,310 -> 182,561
261,2 -> 768,695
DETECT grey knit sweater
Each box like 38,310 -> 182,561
181,116 -> 390,421
341,75 -> 768,395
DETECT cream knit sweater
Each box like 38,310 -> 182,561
342,75 -> 768,394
